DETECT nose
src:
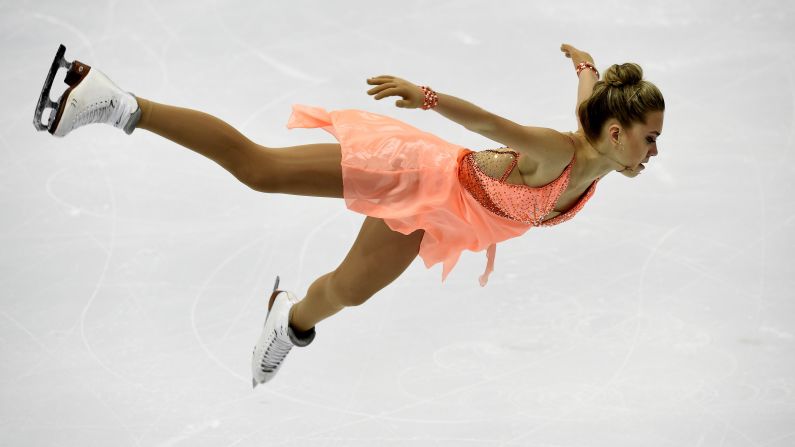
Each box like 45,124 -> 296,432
649,145 -> 658,157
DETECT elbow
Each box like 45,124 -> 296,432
469,113 -> 497,134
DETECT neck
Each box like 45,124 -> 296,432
571,131 -> 623,182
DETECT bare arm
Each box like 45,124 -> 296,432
415,92 -> 574,163
428,91 -> 573,163
576,68 -> 598,110
575,69 -> 598,129
365,75 -> 573,162
429,91 -> 498,132
560,43 -> 598,130
366,75 -> 497,132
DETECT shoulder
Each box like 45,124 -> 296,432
476,117 -> 575,167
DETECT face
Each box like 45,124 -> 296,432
611,111 -> 664,178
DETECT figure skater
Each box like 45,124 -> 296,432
33,43 -> 665,387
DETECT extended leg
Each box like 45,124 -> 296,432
289,216 -> 425,333
136,97 -> 258,184
135,97 -> 345,198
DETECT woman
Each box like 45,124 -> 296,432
33,43 -> 665,387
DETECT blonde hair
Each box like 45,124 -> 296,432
577,62 -> 665,145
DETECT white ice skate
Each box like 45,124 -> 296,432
33,44 -> 141,137
251,276 -> 316,388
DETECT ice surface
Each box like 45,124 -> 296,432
2,0 -> 794,445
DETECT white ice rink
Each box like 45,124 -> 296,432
2,0 -> 794,445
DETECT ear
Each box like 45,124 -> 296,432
607,122 -> 622,145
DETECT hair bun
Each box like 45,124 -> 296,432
604,62 -> 643,88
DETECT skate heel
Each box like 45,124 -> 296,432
64,60 -> 91,87
47,60 -> 93,136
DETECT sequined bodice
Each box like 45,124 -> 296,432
457,148 -> 598,227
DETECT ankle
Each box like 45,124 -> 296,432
135,97 -> 152,129
288,305 -> 315,334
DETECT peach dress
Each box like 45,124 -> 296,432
286,104 -> 600,287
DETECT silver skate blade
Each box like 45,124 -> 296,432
272,275 -> 280,293
252,378 -> 258,389
33,44 -> 71,132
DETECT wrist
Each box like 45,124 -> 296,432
577,68 -> 598,79
575,62 -> 599,79
420,85 -> 439,110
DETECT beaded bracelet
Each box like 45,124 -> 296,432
575,62 -> 599,79
420,85 -> 439,110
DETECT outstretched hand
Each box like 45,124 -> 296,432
560,43 -> 595,68
366,75 -> 424,109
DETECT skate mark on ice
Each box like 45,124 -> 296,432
501,225 -> 682,445
0,310 -> 52,356
190,232 -> 272,384
295,208 -> 345,293
45,161 -> 117,219
239,87 -> 306,135
213,11 -> 326,83
76,161 -> 156,392
218,236 -> 277,343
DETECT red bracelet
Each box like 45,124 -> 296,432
575,62 -> 599,79
420,86 -> 439,110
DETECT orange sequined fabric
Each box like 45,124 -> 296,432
457,146 -> 599,227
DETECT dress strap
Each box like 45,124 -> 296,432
499,151 -> 520,183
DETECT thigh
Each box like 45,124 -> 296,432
332,216 -> 424,305
245,143 -> 344,198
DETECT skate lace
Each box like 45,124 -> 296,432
259,329 -> 293,372
74,99 -> 123,129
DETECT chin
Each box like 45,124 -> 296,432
620,169 -> 640,178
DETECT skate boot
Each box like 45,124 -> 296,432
251,276 -> 316,388
33,44 -> 142,137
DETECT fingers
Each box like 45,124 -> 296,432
366,76 -> 409,101
366,81 -> 396,92
366,75 -> 394,84
365,76 -> 418,107
367,82 -> 399,99
372,86 -> 402,100
560,43 -> 595,66
366,77 -> 396,95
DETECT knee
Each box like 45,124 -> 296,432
326,271 -> 373,307
236,145 -> 279,193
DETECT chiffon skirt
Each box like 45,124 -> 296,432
286,104 -> 533,286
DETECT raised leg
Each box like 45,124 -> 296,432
136,97 -> 258,184
289,216 -> 425,333
135,97 -> 345,198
